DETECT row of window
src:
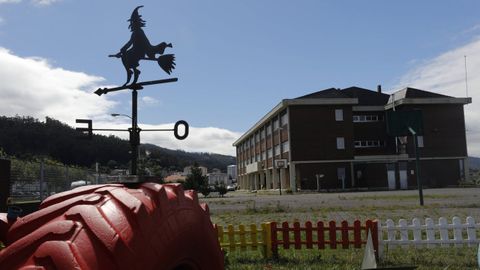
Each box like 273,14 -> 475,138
336,137 -> 424,149
335,109 -> 385,123
238,111 -> 288,153
354,140 -> 385,148
353,115 -> 384,123
240,141 -> 290,166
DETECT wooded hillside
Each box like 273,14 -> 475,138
0,116 -> 235,172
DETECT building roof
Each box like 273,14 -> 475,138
296,86 -> 390,106
386,87 -> 471,109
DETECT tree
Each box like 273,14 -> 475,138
214,181 -> 228,198
183,163 -> 209,196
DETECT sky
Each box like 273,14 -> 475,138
0,1 -> 480,157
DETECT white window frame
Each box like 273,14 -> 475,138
282,141 -> 290,153
281,113 -> 289,126
273,119 -> 279,130
335,109 -> 344,121
336,137 -> 345,150
417,136 -> 424,148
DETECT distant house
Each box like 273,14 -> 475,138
164,174 -> 187,183
233,86 -> 471,191
227,165 -> 237,182
183,165 -> 208,176
207,172 -> 227,186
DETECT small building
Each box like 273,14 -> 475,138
164,174 -> 187,183
207,172 -> 228,186
227,165 -> 237,183
183,165 -> 208,176
233,86 -> 471,191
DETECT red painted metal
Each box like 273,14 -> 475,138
0,183 -> 224,270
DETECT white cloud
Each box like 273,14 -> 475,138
94,121 -> 240,156
393,37 -> 480,157
141,96 -> 159,105
0,47 -> 239,156
31,0 -> 60,6
0,0 -> 21,4
0,47 -> 115,125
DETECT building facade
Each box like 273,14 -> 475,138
233,86 -> 471,191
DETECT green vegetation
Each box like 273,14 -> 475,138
0,116 -> 235,172
224,247 -> 478,269
183,163 -> 210,197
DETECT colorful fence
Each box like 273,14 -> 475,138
270,220 -> 378,257
215,223 -> 272,257
215,220 -> 378,258
216,217 -> 480,258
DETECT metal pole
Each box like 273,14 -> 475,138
39,160 -> 44,201
409,128 -> 424,206
131,89 -> 138,175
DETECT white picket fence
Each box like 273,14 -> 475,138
378,216 -> 479,255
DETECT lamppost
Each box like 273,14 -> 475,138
111,113 -> 140,175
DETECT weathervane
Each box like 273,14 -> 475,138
78,6 -> 189,177
110,5 -> 175,86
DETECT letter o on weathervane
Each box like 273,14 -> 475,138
174,120 -> 189,140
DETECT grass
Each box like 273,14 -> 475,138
224,247 -> 479,269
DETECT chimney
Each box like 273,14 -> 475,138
377,85 -> 382,93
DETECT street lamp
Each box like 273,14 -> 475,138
111,113 -> 140,175
111,113 -> 132,119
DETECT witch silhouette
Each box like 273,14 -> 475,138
110,6 -> 175,86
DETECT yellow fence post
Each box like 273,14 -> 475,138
239,224 -> 246,251
262,222 -> 272,259
217,225 -> 224,246
227,224 -> 235,251
250,224 -> 258,250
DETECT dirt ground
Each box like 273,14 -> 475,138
202,187 -> 480,225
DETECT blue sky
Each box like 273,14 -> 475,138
1,1 -> 480,156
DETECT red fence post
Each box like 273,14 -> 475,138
317,221 -> 325,249
329,221 -> 337,249
270,222 -> 278,258
305,221 -> 313,249
282,222 -> 290,249
341,221 -> 349,249
353,220 -> 362,248
294,222 -> 301,249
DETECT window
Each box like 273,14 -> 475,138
261,151 -> 266,161
336,137 -> 345,150
255,133 -> 260,142
335,109 -> 344,121
354,140 -> 385,148
267,148 -> 273,158
281,113 -> 289,126
274,145 -> 280,156
256,154 -> 260,162
282,141 -> 290,153
260,129 -> 265,139
417,136 -> 424,148
353,114 -> 381,123
273,119 -> 279,130
266,124 -> 272,135
337,168 -> 346,189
